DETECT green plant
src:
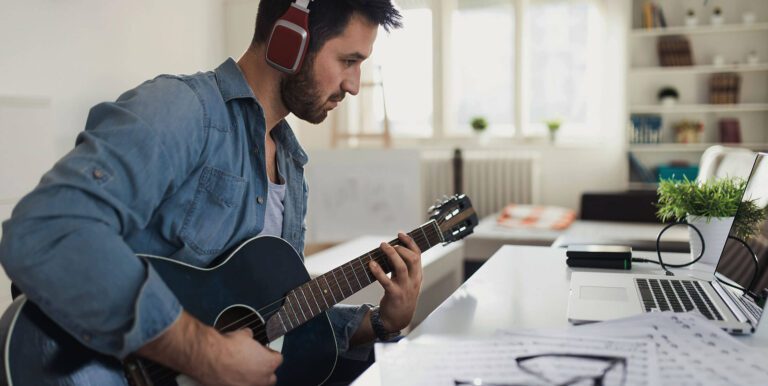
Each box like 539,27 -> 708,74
470,116 -> 488,133
656,176 -> 768,240
545,119 -> 561,133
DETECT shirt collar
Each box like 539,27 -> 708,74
214,58 -> 257,102
273,120 -> 309,166
214,58 -> 309,166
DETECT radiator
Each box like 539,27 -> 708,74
421,150 -> 540,219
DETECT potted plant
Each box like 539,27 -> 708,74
544,119 -> 561,143
656,176 -> 767,266
470,116 -> 488,134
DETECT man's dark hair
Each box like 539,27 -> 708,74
252,0 -> 402,54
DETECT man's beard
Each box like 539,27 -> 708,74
280,56 -> 344,124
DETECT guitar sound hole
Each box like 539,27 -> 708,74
214,305 -> 267,345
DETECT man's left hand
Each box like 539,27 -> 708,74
369,232 -> 423,332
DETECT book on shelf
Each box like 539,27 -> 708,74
709,73 -> 741,104
630,114 -> 663,144
642,1 -> 667,29
718,118 -> 741,143
657,35 -> 693,66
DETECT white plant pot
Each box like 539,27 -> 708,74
686,215 -> 734,268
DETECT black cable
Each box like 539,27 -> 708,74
653,221 -> 706,275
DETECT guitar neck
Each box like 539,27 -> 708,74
265,220 -> 444,340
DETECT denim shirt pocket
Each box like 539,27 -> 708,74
180,166 -> 246,255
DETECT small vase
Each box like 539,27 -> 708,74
686,215 -> 735,271
548,130 -> 558,144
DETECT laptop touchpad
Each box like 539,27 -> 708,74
580,286 -> 628,302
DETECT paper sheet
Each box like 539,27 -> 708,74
376,313 -> 768,386
559,312 -> 768,385
375,334 -> 657,385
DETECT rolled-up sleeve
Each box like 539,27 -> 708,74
327,304 -> 375,361
0,76 -> 204,358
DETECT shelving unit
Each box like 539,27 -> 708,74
627,0 -> 768,187
629,22 -> 768,37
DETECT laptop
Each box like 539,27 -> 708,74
567,153 -> 768,334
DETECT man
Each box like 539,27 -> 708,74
0,1 -> 420,385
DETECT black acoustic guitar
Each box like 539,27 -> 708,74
0,194 -> 478,386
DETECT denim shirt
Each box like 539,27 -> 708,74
0,58 -> 372,360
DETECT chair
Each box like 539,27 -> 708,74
696,145 -> 755,183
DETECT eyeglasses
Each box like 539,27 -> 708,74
454,353 -> 627,386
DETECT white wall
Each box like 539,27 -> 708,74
0,0 -> 227,309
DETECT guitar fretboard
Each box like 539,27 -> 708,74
266,220 -> 443,339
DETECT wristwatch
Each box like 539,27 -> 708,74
370,306 -> 400,341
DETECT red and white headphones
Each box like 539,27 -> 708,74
266,0 -> 313,74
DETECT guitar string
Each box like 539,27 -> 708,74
142,230 -> 437,383
141,227 -> 444,382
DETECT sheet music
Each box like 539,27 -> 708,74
557,312 -> 768,385
375,334 -> 657,385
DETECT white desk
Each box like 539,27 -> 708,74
464,216 -> 691,262
304,235 -> 464,329
351,245 -> 768,385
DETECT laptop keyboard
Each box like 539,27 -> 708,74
635,278 -> 724,321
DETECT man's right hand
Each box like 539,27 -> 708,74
137,311 -> 283,386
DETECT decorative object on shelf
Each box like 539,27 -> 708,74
470,116 -> 488,134
673,120 -> 703,143
718,118 -> 741,143
742,11 -> 756,25
656,176 -> 767,266
657,87 -> 679,106
746,50 -> 759,65
709,72 -> 741,104
470,116 -> 489,144
685,9 -> 698,27
710,6 -> 724,26
544,119 -> 561,143
630,114 -> 662,144
657,35 -> 693,66
712,54 -> 725,67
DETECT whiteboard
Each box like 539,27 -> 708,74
305,149 -> 422,244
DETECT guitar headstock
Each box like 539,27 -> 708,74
428,194 -> 479,244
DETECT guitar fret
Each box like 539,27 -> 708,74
419,226 -> 431,249
287,293 -> 302,324
331,269 -> 346,299
366,253 -> 376,281
280,309 -> 293,330
356,256 -> 372,285
313,280 -> 329,309
293,291 -> 308,322
341,265 -> 354,294
298,286 -> 316,316
323,275 -> 338,303
307,281 -> 323,315
277,311 -> 288,333
347,263 -> 362,290
431,220 -> 443,243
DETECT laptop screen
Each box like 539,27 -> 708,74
715,153 -> 768,318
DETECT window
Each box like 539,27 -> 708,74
367,0 -> 607,141
524,0 -> 604,139
451,0 -> 515,136
371,6 -> 433,138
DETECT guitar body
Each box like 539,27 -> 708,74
0,236 -> 337,386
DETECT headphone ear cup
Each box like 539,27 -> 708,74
266,4 -> 310,74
